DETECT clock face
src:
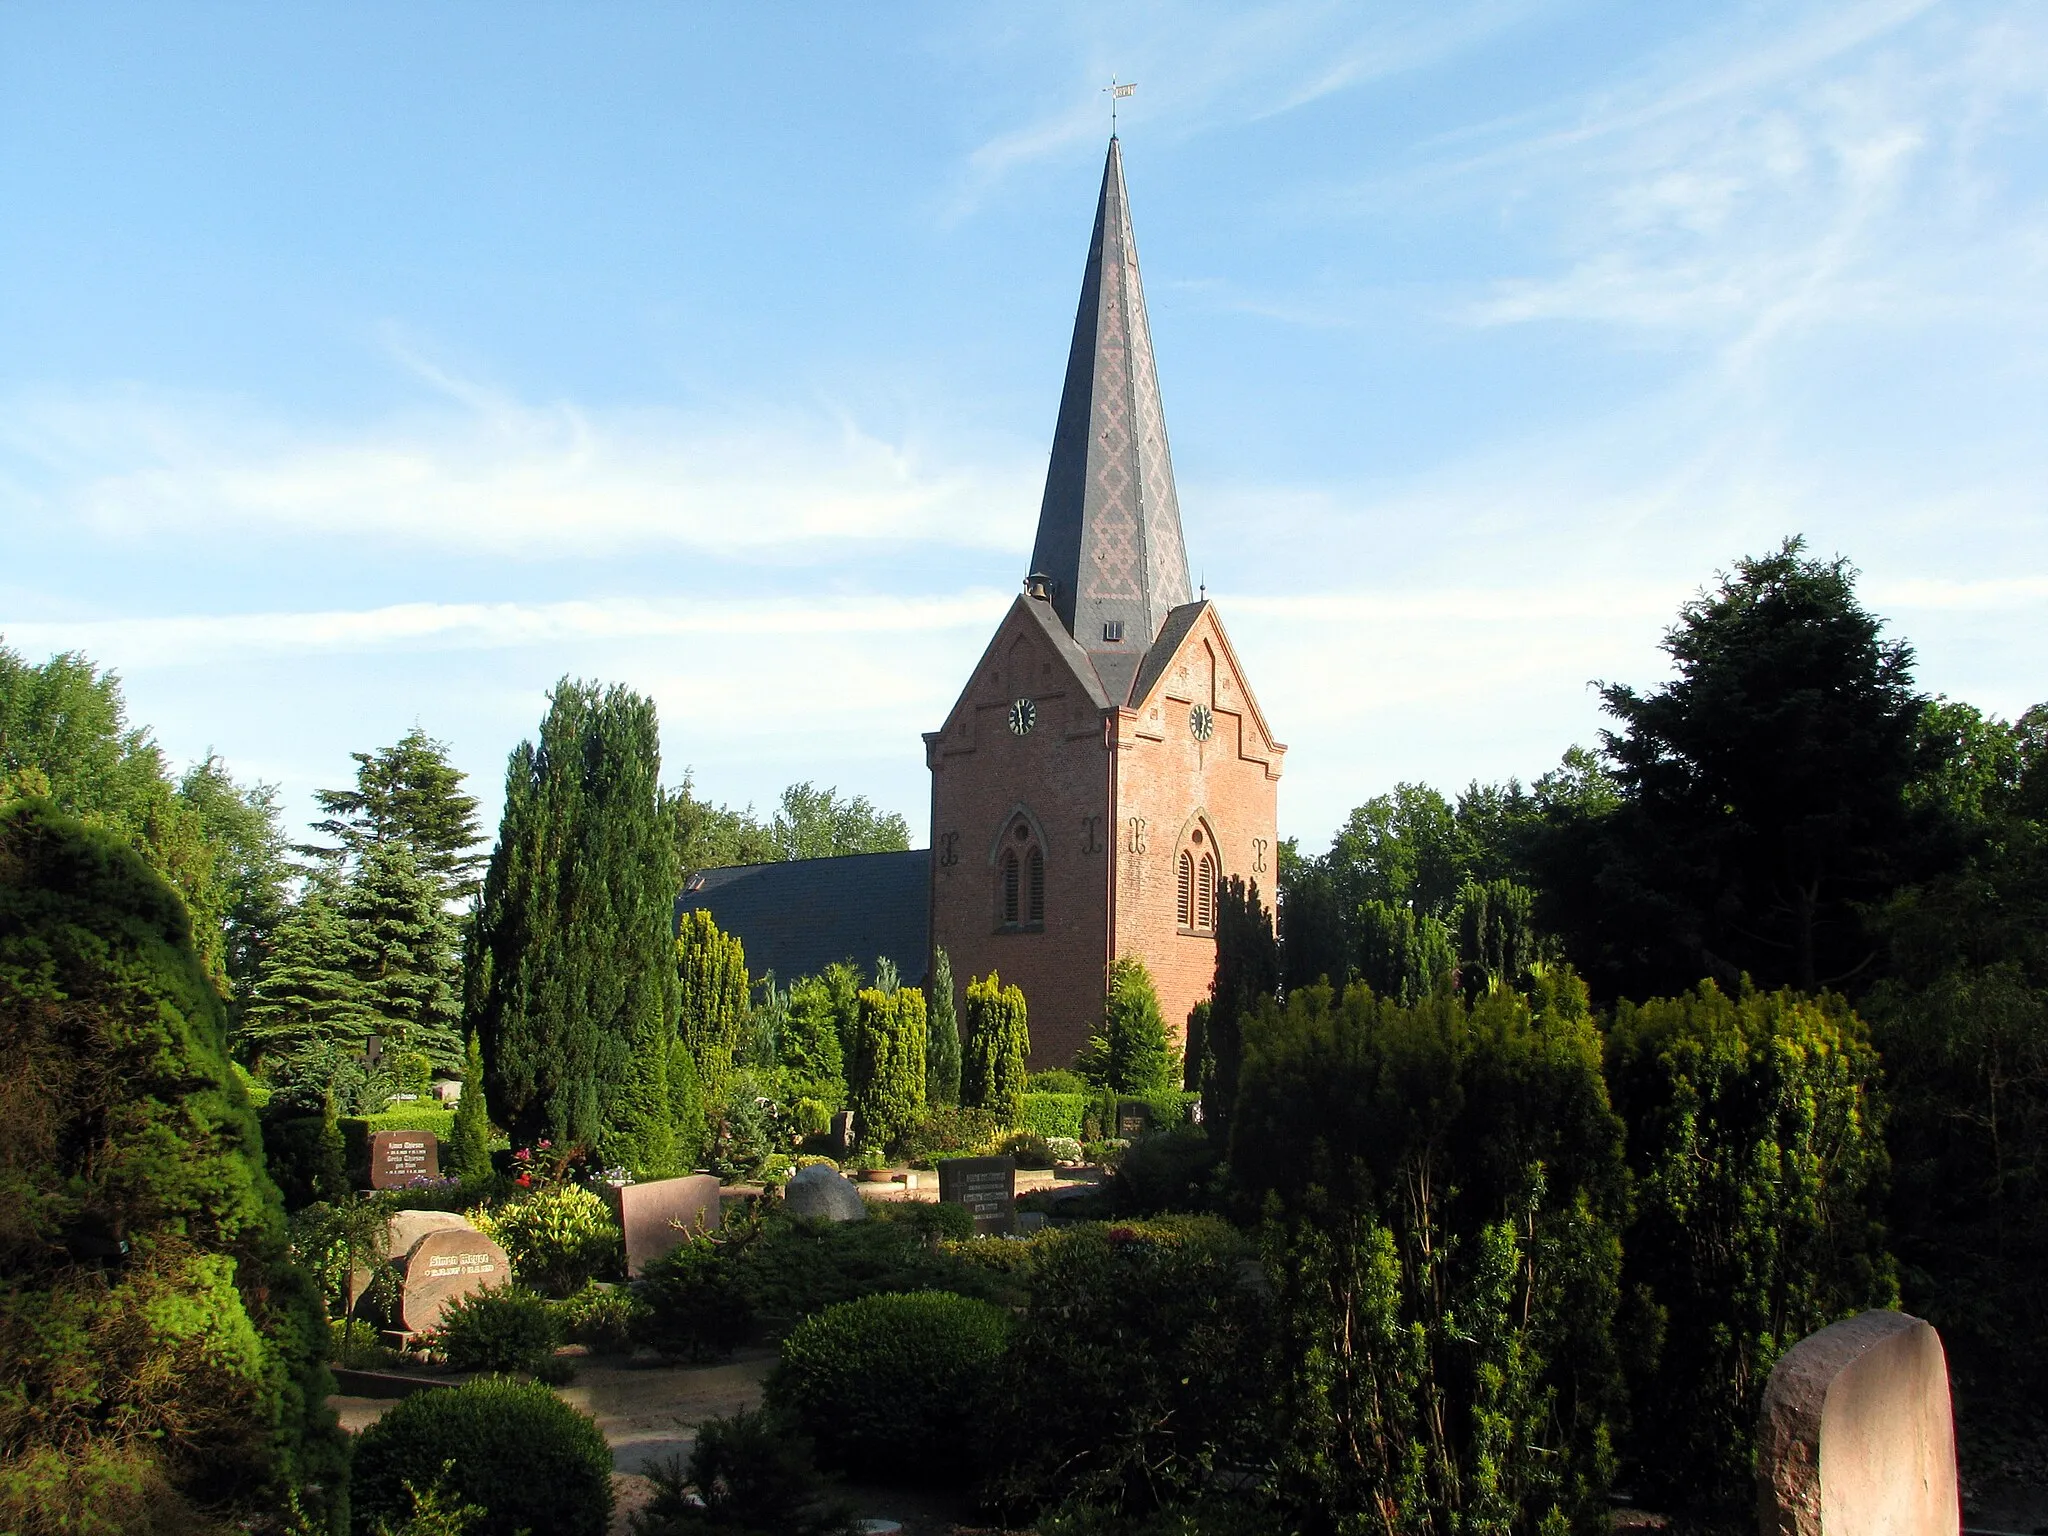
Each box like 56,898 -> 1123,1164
1008,697 -> 1037,735
1189,703 -> 1215,742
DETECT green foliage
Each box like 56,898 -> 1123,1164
467,1184 -> 621,1298
768,781 -> 911,860
632,1407 -> 859,1536
1079,957 -> 1177,1094
1182,999 -> 1210,1094
0,799 -> 344,1529
677,909 -> 749,1093
448,1035 -> 492,1183
668,1037 -> 707,1170
982,1219 -> 1272,1520
342,837 -> 463,1071
900,1104 -> 1003,1167
1029,1067 -> 1092,1093
849,985 -> 927,1149
632,1235 -> 757,1363
1233,975 -> 1627,1536
349,1376 -> 612,1536
302,727 -> 485,903
927,944 -> 962,1107
1607,981 -> 1896,1512
467,679 -> 683,1175
1113,1125 -> 1220,1216
1351,899 -> 1454,1006
768,1291 -> 1012,1473
555,1282 -> 640,1355
666,769 -> 779,878
432,1285 -> 562,1374
705,1068 -> 787,1182
962,972 -> 1029,1124
1201,878 -> 1278,1148
1019,1092 -> 1089,1141
1453,878 -> 1540,998
778,968 -> 851,1109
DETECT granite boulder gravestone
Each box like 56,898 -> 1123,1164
783,1163 -> 867,1223
937,1155 -> 1017,1236
605,1174 -> 722,1277
1756,1310 -> 1959,1536
366,1129 -> 439,1189
395,1226 -> 512,1336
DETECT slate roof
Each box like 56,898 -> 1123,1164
1028,136 -> 1193,703
1128,599 -> 1210,708
676,849 -> 931,987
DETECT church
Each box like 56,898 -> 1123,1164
680,137 -> 1283,1067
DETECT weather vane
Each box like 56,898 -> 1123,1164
1104,76 -> 1136,135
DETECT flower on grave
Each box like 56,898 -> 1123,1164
515,1172 -> 532,1188
514,1147 -> 532,1162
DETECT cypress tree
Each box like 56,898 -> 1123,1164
926,945 -> 962,1106
1078,956 -> 1175,1094
962,972 -> 1029,1126
467,679 -> 681,1174
1203,877 -> 1280,1148
676,907 -> 749,1093
851,986 -> 927,1149
668,1037 -> 707,1169
448,1031 -> 493,1182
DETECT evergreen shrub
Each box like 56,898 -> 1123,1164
468,1183 -> 621,1297
1019,1092 -> 1089,1141
900,1104 -> 1002,1167
556,1281 -> 641,1356
431,1284 -> 561,1375
1606,981 -> 1895,1513
767,1291 -> 1012,1472
962,973 -> 1029,1125
1113,1124 -> 1219,1215
633,1407 -> 858,1536
350,1375 -> 612,1536
632,1236 -> 756,1362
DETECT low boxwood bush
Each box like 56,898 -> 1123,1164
556,1282 -> 641,1355
431,1284 -> 561,1375
899,1105 -> 1003,1167
350,1375 -> 613,1536
1019,1091 -> 1088,1141
767,1291 -> 1013,1473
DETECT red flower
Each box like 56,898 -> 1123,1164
515,1172 -> 532,1188
514,1148 -> 532,1162
538,1139 -> 552,1150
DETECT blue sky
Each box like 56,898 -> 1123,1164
4,2 -> 2044,852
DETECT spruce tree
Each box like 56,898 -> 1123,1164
304,726 -> 485,904
448,1032 -> 493,1182
926,945 -> 962,1106
1078,956 -> 1175,1094
676,908 -> 749,1094
345,837 -> 463,1070
467,679 -> 681,1174
962,972 -> 1029,1126
241,868 -> 374,1065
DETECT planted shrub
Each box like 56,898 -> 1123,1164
633,1234 -> 757,1362
632,1407 -> 858,1536
768,1291 -> 1013,1472
432,1284 -> 561,1375
350,1375 -> 612,1536
962,973 -> 1029,1124
900,1104 -> 1003,1167
983,1219 -> 1273,1520
1018,1092 -> 1089,1141
557,1282 -> 640,1355
1112,1124 -> 1218,1214
468,1182 -> 621,1297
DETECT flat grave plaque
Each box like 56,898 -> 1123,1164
396,1227 -> 511,1335
605,1174 -> 722,1277
1116,1100 -> 1155,1139
366,1130 -> 439,1190
937,1155 -> 1017,1236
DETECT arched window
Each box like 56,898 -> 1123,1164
1177,849 -> 1195,930
995,817 -> 1046,931
1197,852 -> 1217,932
1178,827 -> 1219,934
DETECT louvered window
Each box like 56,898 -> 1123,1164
1028,847 -> 1045,923
1197,852 -> 1217,932
1177,850 -> 1195,929
1001,850 -> 1020,925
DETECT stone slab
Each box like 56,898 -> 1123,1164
1115,1099 -> 1156,1139
350,1210 -> 475,1304
604,1174 -> 722,1278
937,1155 -> 1016,1236
1756,1309 -> 1958,1536
782,1163 -> 867,1223
366,1130 -> 440,1190
397,1226 -> 511,1335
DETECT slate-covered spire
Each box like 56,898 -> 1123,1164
1028,136 -> 1193,703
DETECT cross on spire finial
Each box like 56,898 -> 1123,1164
1104,76 -> 1136,135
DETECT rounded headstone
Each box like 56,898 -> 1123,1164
782,1164 -> 868,1223
397,1226 -> 512,1335
349,1209 -> 476,1305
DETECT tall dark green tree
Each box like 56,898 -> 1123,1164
676,909 -> 750,1094
239,868 -> 374,1065
849,985 -> 927,1148
448,1032 -> 493,1183
1202,877 -> 1280,1148
343,837 -> 462,1070
466,679 -> 683,1174
302,726 -> 484,904
1587,539 -> 1924,996
926,945 -> 962,1107
1077,956 -> 1175,1095
962,973 -> 1029,1126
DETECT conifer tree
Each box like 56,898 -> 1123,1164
850,986 -> 927,1148
448,1032 -> 492,1183
467,679 -> 681,1174
926,945 -> 962,1106
1078,956 -> 1175,1094
241,869 -> 374,1064
1353,898 -> 1457,1006
344,837 -> 463,1070
676,908 -> 749,1093
1203,878 -> 1280,1147
668,1037 -> 707,1169
962,972 -> 1029,1126
304,726 -> 485,904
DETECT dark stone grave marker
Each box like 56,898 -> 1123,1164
604,1174 -> 722,1278
1116,1099 -> 1155,1139
366,1130 -> 439,1189
937,1155 -> 1017,1236
831,1110 -> 856,1152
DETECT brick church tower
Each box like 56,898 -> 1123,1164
926,138 -> 1284,1067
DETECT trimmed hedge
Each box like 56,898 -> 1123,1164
767,1291 -> 1012,1473
350,1374 -> 612,1536
1019,1092 -> 1089,1140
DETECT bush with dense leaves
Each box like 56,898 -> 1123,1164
900,1104 -> 1003,1167
467,1182 -> 621,1297
982,1218 -> 1274,1520
350,1375 -> 612,1536
629,1407 -> 859,1536
431,1284 -> 561,1375
767,1291 -> 1012,1473
631,1235 -> 756,1363
1112,1124 -> 1219,1214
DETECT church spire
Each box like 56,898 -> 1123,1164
1028,136 -> 1193,703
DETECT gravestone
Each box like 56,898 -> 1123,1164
783,1163 -> 867,1222
605,1174 -> 722,1277
351,1210 -> 475,1304
1756,1310 -> 1958,1536
1115,1099 -> 1155,1140
395,1226 -> 512,1335
831,1110 -> 856,1152
937,1155 -> 1017,1236
366,1130 -> 439,1189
